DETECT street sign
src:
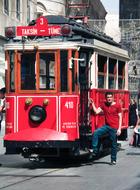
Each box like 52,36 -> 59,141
16,16 -> 61,36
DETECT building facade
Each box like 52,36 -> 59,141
0,0 -> 107,89
0,0 -> 37,88
65,0 -> 107,32
37,0 -> 107,33
37,0 -> 66,17
119,0 -> 140,107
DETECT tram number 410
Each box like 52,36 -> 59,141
65,101 -> 74,109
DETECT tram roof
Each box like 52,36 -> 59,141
4,38 -> 129,60
27,15 -> 120,47
4,15 -> 129,60
5,15 -> 120,47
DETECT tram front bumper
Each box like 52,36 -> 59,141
4,128 -> 79,156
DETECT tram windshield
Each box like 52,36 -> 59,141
20,52 -> 55,90
39,53 -> 55,90
7,50 -> 77,93
21,53 -> 36,90
8,51 -> 56,92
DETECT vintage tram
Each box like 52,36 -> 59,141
4,15 -> 129,160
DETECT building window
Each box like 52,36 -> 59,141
27,0 -> 30,23
16,0 -> 20,20
4,0 -> 9,15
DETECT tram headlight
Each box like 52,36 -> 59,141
25,98 -> 33,106
61,24 -> 71,36
43,98 -> 49,106
29,105 -> 46,124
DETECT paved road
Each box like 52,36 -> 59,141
0,123 -> 140,190
0,120 -> 6,154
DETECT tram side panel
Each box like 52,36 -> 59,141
5,96 -> 16,134
116,91 -> 129,139
90,90 -> 106,133
59,96 -> 79,140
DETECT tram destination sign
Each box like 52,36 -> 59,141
16,16 -> 61,36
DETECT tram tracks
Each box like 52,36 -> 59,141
0,167 -> 63,189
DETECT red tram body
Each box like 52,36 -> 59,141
4,16 -> 129,159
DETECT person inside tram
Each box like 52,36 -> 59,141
89,92 -> 122,165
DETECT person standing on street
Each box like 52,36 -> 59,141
129,99 -> 140,146
89,92 -> 122,165
0,87 -> 6,132
0,87 -> 6,167
129,98 -> 139,129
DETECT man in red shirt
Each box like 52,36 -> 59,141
90,92 -> 122,165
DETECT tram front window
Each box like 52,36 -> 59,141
60,50 -> 68,92
9,51 -> 15,92
108,58 -> 117,89
98,55 -> 107,89
39,53 -> 55,90
21,53 -> 36,90
118,61 -> 125,89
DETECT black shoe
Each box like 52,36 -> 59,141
0,163 -> 2,167
92,152 -> 98,157
88,149 -> 98,159
88,149 -> 97,155
110,160 -> 116,165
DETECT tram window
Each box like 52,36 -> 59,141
9,51 -> 15,92
72,51 -> 76,92
98,55 -> 107,89
39,53 -> 55,90
79,52 -> 88,87
118,61 -> 125,89
60,50 -> 68,92
108,58 -> 117,89
21,53 -> 36,90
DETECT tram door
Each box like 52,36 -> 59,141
79,51 -> 91,135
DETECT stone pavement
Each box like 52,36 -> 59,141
118,127 -> 134,148
0,120 -> 6,154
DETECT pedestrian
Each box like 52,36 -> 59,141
0,87 -> 5,167
129,98 -> 139,129
0,87 -> 6,132
89,92 -> 122,165
129,99 -> 139,146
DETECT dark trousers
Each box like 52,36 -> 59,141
133,132 -> 140,147
92,125 -> 117,161
0,112 -> 3,131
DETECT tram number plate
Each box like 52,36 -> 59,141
65,101 -> 74,109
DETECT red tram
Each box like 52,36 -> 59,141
4,15 -> 129,159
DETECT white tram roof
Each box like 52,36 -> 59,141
4,38 -> 129,60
